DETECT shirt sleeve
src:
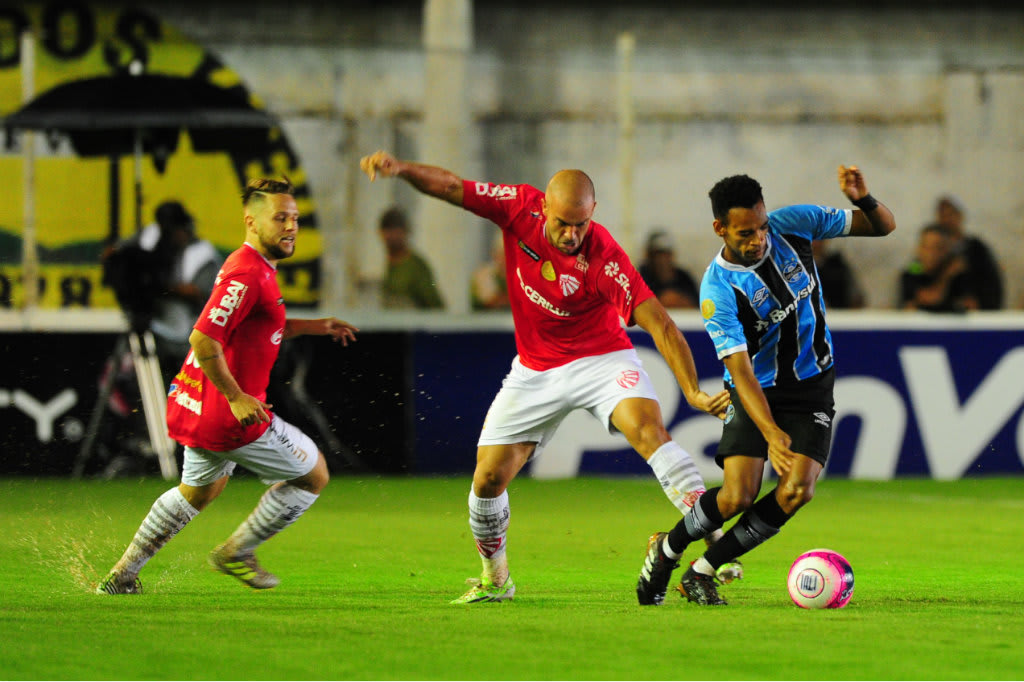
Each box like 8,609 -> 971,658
592,227 -> 655,325
193,267 -> 261,344
770,205 -> 852,240
461,180 -> 532,228
700,273 -> 748,360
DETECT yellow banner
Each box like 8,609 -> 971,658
0,4 -> 320,309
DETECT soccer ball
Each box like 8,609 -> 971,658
787,549 -> 854,609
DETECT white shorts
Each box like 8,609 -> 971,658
181,414 -> 319,486
477,348 -> 659,455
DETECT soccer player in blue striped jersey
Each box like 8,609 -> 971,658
638,165 -> 895,605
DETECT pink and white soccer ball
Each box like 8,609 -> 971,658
787,549 -> 854,609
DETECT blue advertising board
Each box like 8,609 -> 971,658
412,318 -> 1024,480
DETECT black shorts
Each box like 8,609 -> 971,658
716,367 -> 836,468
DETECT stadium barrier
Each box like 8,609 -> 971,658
2,310 -> 1022,479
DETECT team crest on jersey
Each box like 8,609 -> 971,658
782,260 -> 802,283
559,274 -> 580,296
701,299 -> 716,319
616,370 -> 640,388
541,261 -> 556,281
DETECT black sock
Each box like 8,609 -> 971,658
666,487 -> 723,555
705,488 -> 792,569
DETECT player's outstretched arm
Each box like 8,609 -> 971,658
359,150 -> 464,206
838,164 -> 896,237
284,317 -> 359,345
633,297 -> 730,418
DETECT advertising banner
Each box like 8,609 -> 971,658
412,323 -> 1024,480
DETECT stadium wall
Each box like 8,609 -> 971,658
3,311 -> 1022,480
3,2 -> 1024,314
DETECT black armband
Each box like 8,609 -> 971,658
852,194 -> 879,212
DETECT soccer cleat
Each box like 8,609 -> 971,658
209,544 -> 280,589
95,572 -> 142,595
677,565 -> 728,605
636,531 -> 679,606
716,561 -> 744,584
450,575 -> 516,604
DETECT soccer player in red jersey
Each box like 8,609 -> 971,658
360,151 -> 732,604
97,178 -> 359,594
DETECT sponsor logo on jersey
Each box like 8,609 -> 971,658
207,279 -> 247,327
172,389 -> 203,416
541,261 -> 556,281
602,261 -> 634,305
473,182 -> 518,200
271,328 -> 284,345
754,278 -> 816,331
516,268 -> 571,317
173,372 -> 203,391
518,240 -> 540,261
559,274 -> 580,296
701,298 -> 716,319
616,370 -> 640,388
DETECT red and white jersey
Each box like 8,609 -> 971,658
463,180 -> 654,370
166,243 -> 286,451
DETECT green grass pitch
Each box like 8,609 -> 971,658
1,475 -> 1022,680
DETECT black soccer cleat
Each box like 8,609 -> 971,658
677,565 -> 728,605
636,532 -> 679,605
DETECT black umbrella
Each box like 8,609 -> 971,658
4,72 -> 279,238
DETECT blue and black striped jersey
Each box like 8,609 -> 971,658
700,204 -> 852,389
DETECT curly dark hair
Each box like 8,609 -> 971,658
708,174 -> 764,224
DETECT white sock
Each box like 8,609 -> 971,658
692,555 -> 715,576
647,441 -> 705,515
468,489 -> 510,584
662,536 -> 681,561
227,484 -> 319,554
115,487 -> 199,576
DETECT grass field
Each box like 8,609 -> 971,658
1,475 -> 1022,680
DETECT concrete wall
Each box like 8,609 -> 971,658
146,1 -> 1024,313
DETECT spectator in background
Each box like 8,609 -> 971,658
899,223 -> 975,313
148,201 -> 222,378
471,233 -> 509,311
378,206 -> 445,310
638,229 -> 699,309
935,194 -> 1003,309
812,239 -> 865,309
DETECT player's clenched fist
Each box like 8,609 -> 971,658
360,150 -> 400,181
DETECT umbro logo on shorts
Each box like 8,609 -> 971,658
813,412 -> 832,427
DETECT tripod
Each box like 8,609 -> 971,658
73,328 -> 178,480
